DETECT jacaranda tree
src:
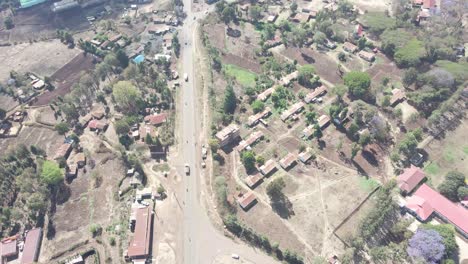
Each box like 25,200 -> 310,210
407,229 -> 445,264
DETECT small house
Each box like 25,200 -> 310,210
397,165 -> 426,195
1,236 -> 18,260
343,42 -> 358,53
53,143 -> 72,160
257,87 -> 275,101
298,151 -> 313,163
358,50 -> 375,62
266,14 -> 278,23
236,131 -> 264,152
279,153 -> 297,170
303,85 -> 327,103
290,13 -> 311,23
280,102 -> 305,121
245,174 -> 263,189
237,192 -> 257,210
74,152 -> 86,167
21,228 -> 43,264
144,113 -> 167,126
317,115 -> 330,129
248,107 -> 271,127
259,159 -> 277,176
390,89 -> 406,107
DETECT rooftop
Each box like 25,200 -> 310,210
237,192 -> 257,209
397,165 -> 425,193
279,153 -> 296,169
259,159 -> 277,176
21,228 -> 42,264
215,124 -> 240,142
127,207 -> 153,258
405,184 -> 468,234
144,113 -> 167,126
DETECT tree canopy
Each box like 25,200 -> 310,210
54,122 -> 70,135
241,151 -> 256,172
112,81 -> 143,114
223,85 -> 237,114
266,177 -> 286,201
407,229 -> 445,264
438,171 -> 466,202
41,160 -> 64,185
343,71 -> 371,99
251,100 -> 265,114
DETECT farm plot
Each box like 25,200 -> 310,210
33,52 -> 97,106
6,5 -> 90,43
0,39 -> 81,82
0,126 -> 63,156
423,119 -> 468,187
223,64 -> 257,87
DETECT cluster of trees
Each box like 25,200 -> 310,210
298,65 -> 320,88
271,86 -> 295,110
396,128 -> 422,158
172,33 -> 180,57
223,214 -> 304,264
438,171 -> 467,202
0,145 -> 63,236
215,1 -> 238,25
240,151 -> 264,173
4,16 -> 13,29
56,30 -> 74,46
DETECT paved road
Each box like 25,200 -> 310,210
177,1 -> 280,264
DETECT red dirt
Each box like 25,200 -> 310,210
32,53 -> 97,106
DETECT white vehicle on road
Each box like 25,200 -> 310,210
185,164 -> 190,175
231,254 -> 240,259
201,145 -> 208,159
184,73 -> 189,82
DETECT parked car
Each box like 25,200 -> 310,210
184,73 -> 188,82
185,164 -> 190,175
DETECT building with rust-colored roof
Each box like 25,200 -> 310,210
358,50 -> 375,62
280,102 -> 305,121
257,87 -> 275,101
245,174 -> 263,189
279,153 -> 297,170
397,165 -> 425,194
144,113 -> 167,126
127,207 -> 153,260
53,143 -> 72,160
237,192 -> 257,210
317,115 -> 330,129
247,107 -> 271,127
304,85 -> 327,103
390,89 -> 406,107
343,42 -> 358,53
236,131 -> 264,152
21,228 -> 42,264
259,159 -> 277,176
1,237 -> 18,259
215,124 -> 240,147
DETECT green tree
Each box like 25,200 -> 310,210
157,184 -> 166,196
344,71 -> 371,99
221,6 -> 236,24
290,2 -> 298,13
0,108 -> 6,120
351,143 -> 361,159
112,81 -> 143,114
89,223 -> 102,237
4,16 -> 13,29
266,177 -> 285,201
251,100 -> 265,114
458,186 -> 468,201
313,123 -> 322,140
208,138 -> 220,153
305,111 -> 317,125
298,65 -> 316,87
394,39 -> 425,68
54,122 -> 70,135
256,155 -> 265,165
313,31 -> 327,46
114,120 -> 130,135
421,224 -> 458,256
438,171 -> 466,202
249,5 -> 262,22
172,33 -> 181,57
241,151 -> 256,172
115,49 -> 129,68
223,85 -> 237,114
41,160 -> 64,185
403,68 -> 418,87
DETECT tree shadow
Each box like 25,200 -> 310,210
271,195 -> 295,219
56,182 -> 71,205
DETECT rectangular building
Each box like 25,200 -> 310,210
127,207 -> 153,260
215,124 -> 240,147
21,228 -> 43,264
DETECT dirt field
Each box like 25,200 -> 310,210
40,132 -> 127,262
33,52 -> 97,106
0,125 -> 63,156
0,40 -> 81,82
0,94 -> 19,111
423,119 -> 468,188
4,4 -> 91,43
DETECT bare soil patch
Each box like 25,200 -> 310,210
33,52 -> 97,106
0,39 -> 81,82
0,125 -> 63,156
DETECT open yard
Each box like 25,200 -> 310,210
423,119 -> 468,188
33,52 -> 97,106
0,125 -> 63,156
223,64 -> 257,87
0,39 -> 81,82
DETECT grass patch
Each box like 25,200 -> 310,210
435,60 -> 468,82
424,162 -> 440,176
152,163 -> 170,172
463,146 -> 468,155
443,147 -> 456,163
224,64 -> 257,87
361,12 -> 396,35
359,177 -> 379,192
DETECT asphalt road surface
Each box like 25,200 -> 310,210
177,1 -> 280,264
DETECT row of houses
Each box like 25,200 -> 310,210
342,42 -> 376,62
397,166 -> 468,238
0,228 -> 42,264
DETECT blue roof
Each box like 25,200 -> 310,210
133,55 -> 145,64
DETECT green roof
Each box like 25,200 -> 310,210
20,0 -> 47,8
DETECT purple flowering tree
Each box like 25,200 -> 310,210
407,229 -> 445,264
